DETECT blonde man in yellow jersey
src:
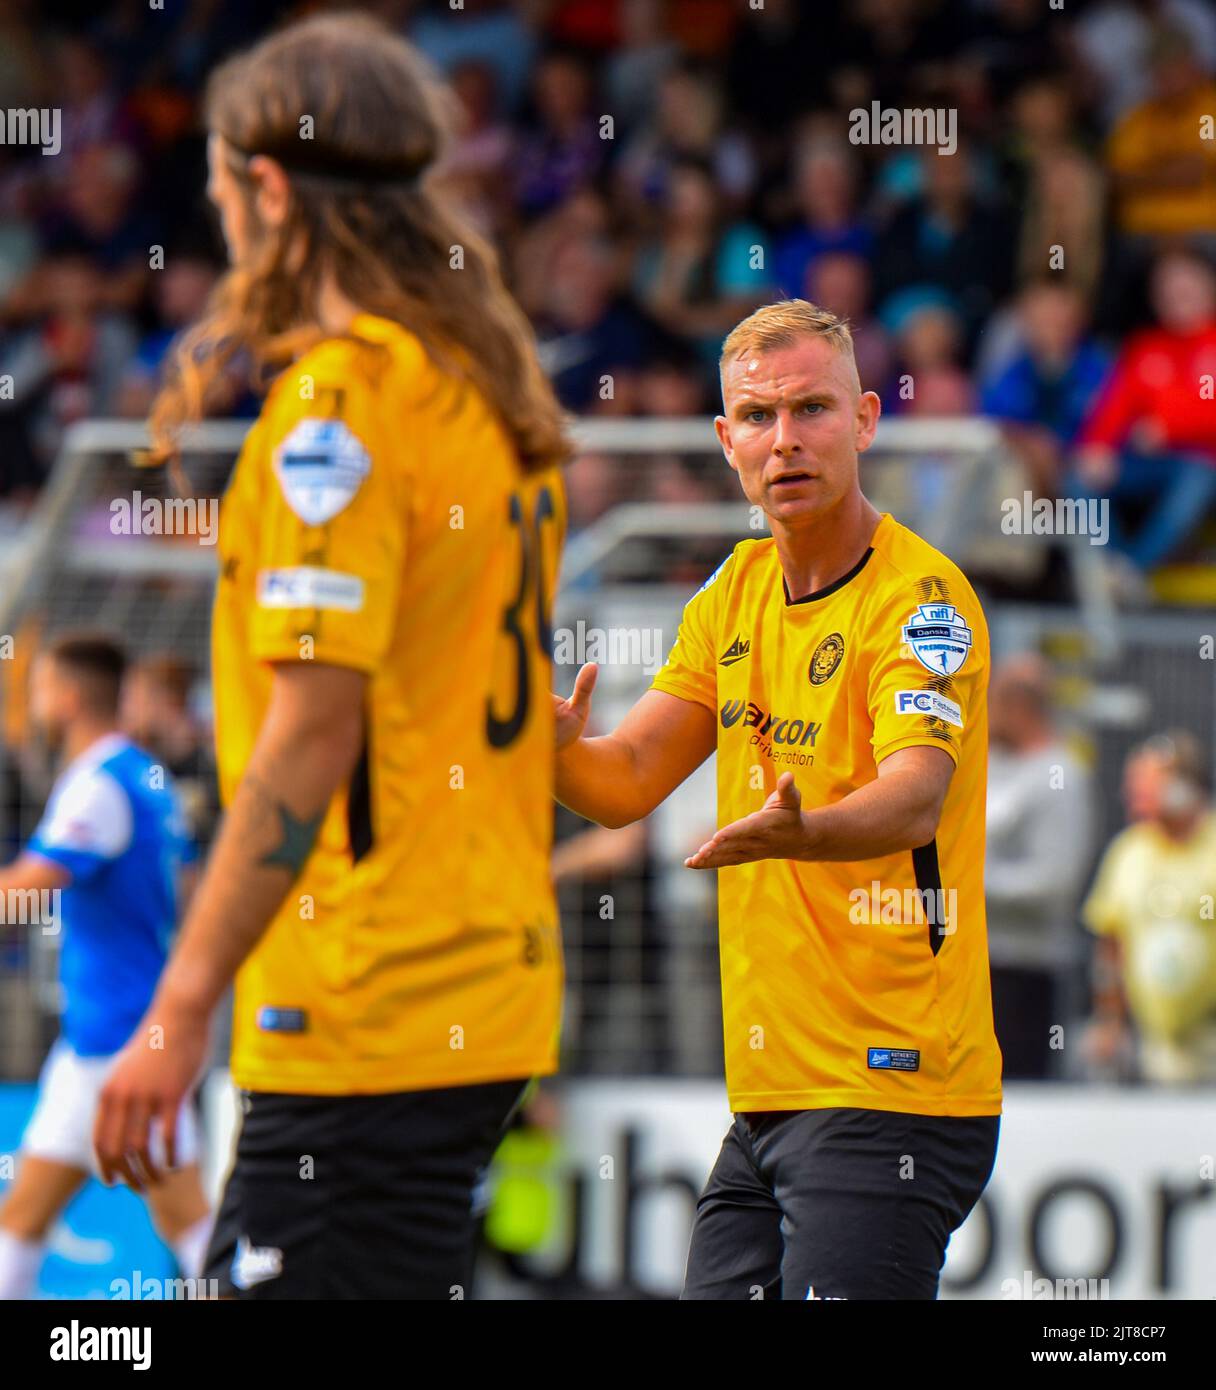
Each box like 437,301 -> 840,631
555,299 -> 1002,1299
92,15 -> 570,1299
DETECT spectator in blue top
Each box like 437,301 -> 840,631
773,139 -> 872,301
534,233 -> 651,410
981,276 -> 1112,496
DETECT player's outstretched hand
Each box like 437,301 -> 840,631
552,662 -> 598,750
685,772 -> 807,869
93,1004 -> 209,1191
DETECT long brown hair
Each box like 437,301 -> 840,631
148,11 -> 571,474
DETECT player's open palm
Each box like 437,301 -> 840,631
686,772 -> 806,869
552,662 -> 598,750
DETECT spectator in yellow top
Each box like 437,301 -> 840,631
1081,731 -> 1216,1085
1106,25 -> 1216,241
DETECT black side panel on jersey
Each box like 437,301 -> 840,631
912,839 -> 946,957
347,728 -> 373,864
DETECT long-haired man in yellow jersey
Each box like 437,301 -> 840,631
92,14 -> 569,1298
555,299 -> 1002,1299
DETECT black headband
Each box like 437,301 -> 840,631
227,138 -> 426,187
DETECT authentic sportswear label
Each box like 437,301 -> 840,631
867,1047 -> 921,1071
257,1007 -> 308,1033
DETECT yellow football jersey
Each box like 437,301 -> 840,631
212,313 -> 565,1095
651,512 -> 1002,1116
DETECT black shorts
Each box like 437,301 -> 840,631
203,1079 -> 528,1299
682,1106 -> 999,1300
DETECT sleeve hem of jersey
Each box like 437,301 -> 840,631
24,844 -> 93,878
649,676 -> 716,714
250,640 -> 380,675
24,844 -> 75,870
872,733 -> 961,767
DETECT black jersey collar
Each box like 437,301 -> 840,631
782,547 -> 875,606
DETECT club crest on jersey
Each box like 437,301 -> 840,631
901,603 -> 972,676
273,417 -> 371,526
809,632 -> 845,685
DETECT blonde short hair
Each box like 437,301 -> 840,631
719,298 -> 857,392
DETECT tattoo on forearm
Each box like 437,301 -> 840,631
238,773 -> 325,878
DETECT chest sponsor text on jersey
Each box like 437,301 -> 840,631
720,699 -> 821,766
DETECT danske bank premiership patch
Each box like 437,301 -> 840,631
273,417 -> 371,525
901,603 -> 972,676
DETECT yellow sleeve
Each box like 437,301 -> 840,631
866,577 -> 987,768
1080,843 -> 1125,939
648,553 -> 733,714
249,350 -> 408,674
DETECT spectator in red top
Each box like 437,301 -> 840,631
1068,247 -> 1216,574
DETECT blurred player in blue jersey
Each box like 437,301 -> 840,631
0,635 -> 211,1299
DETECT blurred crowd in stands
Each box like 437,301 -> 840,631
2,0 -> 1216,1089
1,0 -> 1215,579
